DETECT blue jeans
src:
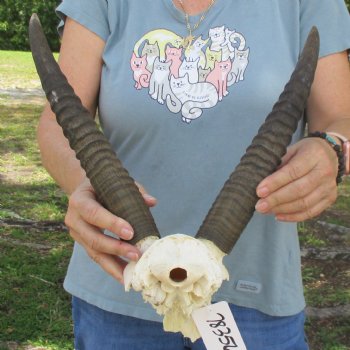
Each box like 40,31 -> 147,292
72,297 -> 309,350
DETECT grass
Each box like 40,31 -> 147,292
0,102 -> 67,222
334,180 -> 350,211
298,231 -> 327,247
0,239 -> 73,349
0,50 -> 58,90
0,104 -> 42,160
303,263 -> 350,307
305,318 -> 350,350
0,49 -> 349,349
0,50 -> 72,350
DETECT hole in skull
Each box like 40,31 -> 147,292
169,268 -> 187,283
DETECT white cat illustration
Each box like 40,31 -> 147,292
179,57 -> 200,83
228,47 -> 250,86
169,74 -> 218,123
221,28 -> 246,60
185,36 -> 209,68
149,58 -> 174,104
209,26 -> 226,51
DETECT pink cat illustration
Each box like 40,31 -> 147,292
165,46 -> 182,78
206,58 -> 232,101
130,52 -> 151,89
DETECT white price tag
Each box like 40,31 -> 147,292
192,301 -> 247,350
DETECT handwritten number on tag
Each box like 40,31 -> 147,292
205,312 -> 239,349
213,327 -> 231,336
192,302 -> 247,349
219,336 -> 238,347
207,313 -> 226,328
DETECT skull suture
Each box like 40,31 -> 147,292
124,234 -> 228,341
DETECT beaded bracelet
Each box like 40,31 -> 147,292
307,131 -> 345,184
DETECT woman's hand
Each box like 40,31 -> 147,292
64,178 -> 157,284
255,137 -> 339,222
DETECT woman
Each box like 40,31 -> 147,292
37,0 -> 350,349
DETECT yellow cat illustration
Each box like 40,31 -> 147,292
134,29 -> 183,60
205,47 -> 222,70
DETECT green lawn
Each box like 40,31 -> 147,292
0,50 -> 349,350
0,50 -> 58,90
0,50 -> 73,350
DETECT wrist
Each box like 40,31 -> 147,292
307,131 -> 345,184
326,132 -> 350,175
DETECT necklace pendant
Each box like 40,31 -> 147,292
183,34 -> 195,48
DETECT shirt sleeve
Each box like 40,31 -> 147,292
300,0 -> 350,58
56,0 -> 109,41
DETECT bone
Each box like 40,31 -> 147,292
124,234 -> 229,341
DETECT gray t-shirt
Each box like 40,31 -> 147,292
56,0 -> 350,320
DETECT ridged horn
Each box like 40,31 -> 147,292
29,13 -> 160,245
196,27 -> 320,254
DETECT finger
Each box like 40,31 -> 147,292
255,166 -> 326,213
142,193 -> 157,207
275,196 -> 335,222
85,247 -> 127,284
276,144 -> 298,170
69,222 -> 140,261
256,145 -> 315,198
68,195 -> 134,240
271,184 -> 337,217
257,159 -> 315,199
135,181 -> 157,207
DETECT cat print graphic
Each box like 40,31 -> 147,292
130,26 -> 250,124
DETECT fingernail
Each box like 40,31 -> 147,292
143,194 -> 156,201
255,200 -> 268,212
121,228 -> 134,240
126,252 -> 139,261
257,186 -> 269,197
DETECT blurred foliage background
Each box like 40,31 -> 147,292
0,0 -> 349,52
0,0 -> 61,52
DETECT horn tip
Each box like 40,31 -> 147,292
29,13 -> 41,42
310,26 -> 319,34
310,26 -> 320,45
30,13 -> 40,25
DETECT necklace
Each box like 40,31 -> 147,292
178,0 -> 216,48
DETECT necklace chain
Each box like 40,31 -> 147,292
178,0 -> 216,48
